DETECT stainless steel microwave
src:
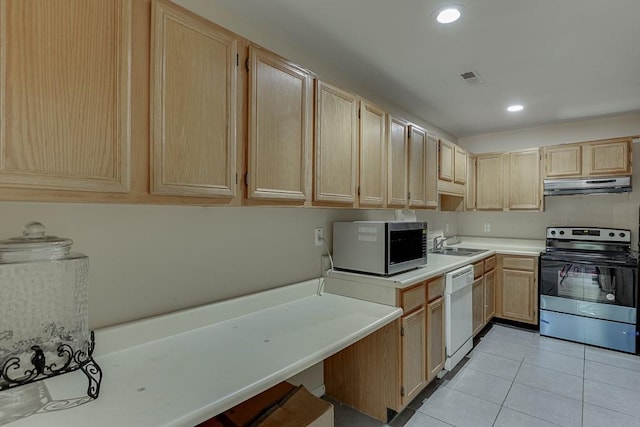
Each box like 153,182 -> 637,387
332,221 -> 427,276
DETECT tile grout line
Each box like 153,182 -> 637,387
481,333 -> 588,362
581,400 -> 640,422
491,356 -> 525,427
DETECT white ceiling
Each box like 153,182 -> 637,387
210,0 -> 640,138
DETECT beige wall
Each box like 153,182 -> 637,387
458,112 -> 640,153
0,202 -> 456,329
457,113 -> 640,249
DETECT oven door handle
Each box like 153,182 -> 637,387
541,256 -> 637,269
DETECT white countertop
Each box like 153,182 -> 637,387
327,236 -> 545,290
2,280 -> 402,427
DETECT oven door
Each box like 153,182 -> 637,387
540,255 -> 638,353
540,256 -> 636,306
540,255 -> 637,323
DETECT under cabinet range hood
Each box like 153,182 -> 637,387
543,176 -> 631,196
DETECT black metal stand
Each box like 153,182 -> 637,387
1,331 -> 102,399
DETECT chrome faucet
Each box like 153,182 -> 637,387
433,235 -> 457,250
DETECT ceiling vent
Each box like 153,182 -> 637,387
459,71 -> 484,86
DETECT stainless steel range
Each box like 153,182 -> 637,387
539,227 -> 639,353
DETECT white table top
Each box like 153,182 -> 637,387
2,281 -> 402,427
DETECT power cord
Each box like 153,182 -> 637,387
316,234 -> 334,296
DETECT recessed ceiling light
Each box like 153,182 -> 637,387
507,104 -> 524,112
434,6 -> 463,24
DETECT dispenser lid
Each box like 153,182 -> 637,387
0,222 -> 74,261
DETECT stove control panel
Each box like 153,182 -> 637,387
546,227 -> 630,243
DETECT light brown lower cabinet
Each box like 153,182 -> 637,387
472,276 -> 484,336
401,307 -> 427,406
495,254 -> 538,325
324,275 -> 445,422
426,296 -> 445,382
472,255 -> 496,336
484,269 -> 496,323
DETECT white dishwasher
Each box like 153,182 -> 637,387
444,264 -> 474,371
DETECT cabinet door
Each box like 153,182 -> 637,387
472,277 -> 484,336
465,155 -> 476,210
408,126 -> 427,207
454,146 -> 467,184
425,133 -> 439,208
387,116 -> 409,207
438,140 -> 454,182
0,0 -> 131,192
247,46 -> 312,202
476,153 -> 504,210
484,269 -> 495,324
359,100 -> 386,207
151,0 -> 237,197
402,308 -> 426,406
314,80 -> 357,204
544,144 -> 581,178
507,149 -> 541,210
583,139 -> 631,176
426,297 -> 445,382
500,269 -> 537,324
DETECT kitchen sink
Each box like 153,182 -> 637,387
429,247 -> 489,257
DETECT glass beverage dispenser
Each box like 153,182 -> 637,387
0,222 -> 101,398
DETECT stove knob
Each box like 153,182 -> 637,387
550,230 -> 556,235
609,232 -> 615,237
559,230 -> 565,235
619,232 -> 626,238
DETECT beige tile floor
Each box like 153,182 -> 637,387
331,323 -> 640,427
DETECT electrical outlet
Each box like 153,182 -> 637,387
445,222 -> 450,233
314,228 -> 324,246
484,223 -> 491,232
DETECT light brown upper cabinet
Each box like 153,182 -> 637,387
314,81 -> 358,205
543,137 -> 632,178
543,144 -> 582,177
387,116 -> 409,207
438,139 -> 454,182
425,133 -> 439,208
408,126 -> 427,208
407,126 -> 437,209
454,146 -> 467,184
506,148 -> 542,211
358,99 -> 387,207
438,139 -> 466,197
246,45 -> 313,203
465,155 -> 476,210
475,153 -> 505,210
0,0 -> 131,193
583,138 -> 631,176
151,0 -> 238,198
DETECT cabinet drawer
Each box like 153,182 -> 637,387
473,261 -> 484,279
484,256 -> 496,272
401,283 -> 426,313
502,256 -> 535,271
427,276 -> 445,301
